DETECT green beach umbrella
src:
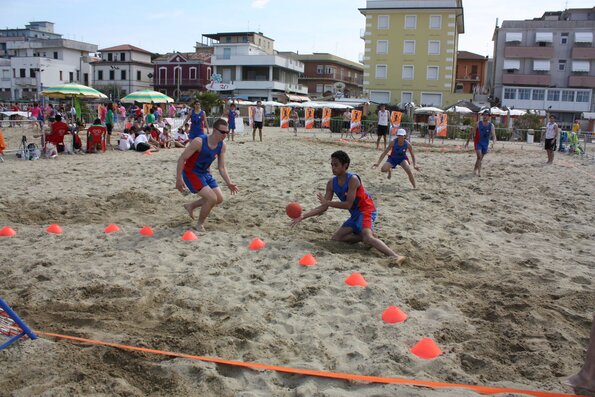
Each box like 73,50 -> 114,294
120,90 -> 174,104
41,83 -> 108,99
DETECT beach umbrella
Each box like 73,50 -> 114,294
120,90 -> 174,104
42,83 -> 108,99
261,100 -> 285,107
286,102 -> 305,108
445,105 -> 473,114
414,106 -> 444,114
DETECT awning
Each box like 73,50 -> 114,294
503,59 -> 520,70
572,61 -> 591,73
535,32 -> 553,43
582,112 -> 595,120
286,94 -> 310,102
533,60 -> 551,71
505,32 -> 522,42
575,32 -> 593,44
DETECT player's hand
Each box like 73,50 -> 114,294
176,178 -> 186,193
414,165 -> 421,171
290,216 -> 303,227
317,192 -> 329,206
227,183 -> 239,194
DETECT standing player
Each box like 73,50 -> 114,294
373,128 -> 420,188
184,101 -> 209,140
376,104 -> 389,150
465,110 -> 496,177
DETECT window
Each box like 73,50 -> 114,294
121,70 -> 126,80
242,36 -> 248,43
429,15 -> 441,29
316,84 -> 323,93
370,91 -> 390,103
222,48 -> 231,60
59,71 -> 63,80
137,70 -> 141,81
377,40 -> 388,54
226,37 -> 232,43
576,91 -> 590,103
427,66 -> 439,80
471,65 -> 478,77
518,88 -> 530,100
428,41 -> 440,55
420,93 -> 442,107
558,60 -> 566,71
53,51 -> 58,59
561,32 -> 568,44
69,71 -> 73,82
378,15 -> 389,30
30,68 -> 36,78
2,69 -> 9,78
532,89 -> 544,100
324,66 -> 335,75
402,65 -> 414,80
19,68 -> 26,78
547,89 -> 560,101
190,67 -> 197,80
375,64 -> 387,79
316,65 -> 324,74
98,70 -> 103,80
107,53 -> 112,61
401,92 -> 413,104
76,70 -> 79,81
504,87 -> 516,99
403,40 -> 415,55
109,70 -> 115,80
120,52 -> 125,61
84,73 -> 89,85
405,15 -> 416,29
561,90 -> 574,102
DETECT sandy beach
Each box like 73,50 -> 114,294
1,125 -> 594,396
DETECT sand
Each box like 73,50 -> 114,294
0,125 -> 594,396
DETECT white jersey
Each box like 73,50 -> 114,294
545,122 -> 558,139
378,110 -> 389,126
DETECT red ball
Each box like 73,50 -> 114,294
286,202 -> 302,219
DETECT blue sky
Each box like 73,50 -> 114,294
2,0 -> 593,62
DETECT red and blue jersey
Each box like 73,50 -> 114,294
333,172 -> 376,216
189,109 -> 206,139
184,135 -> 222,175
475,121 -> 492,145
389,139 -> 408,162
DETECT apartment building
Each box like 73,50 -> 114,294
492,8 -> 595,125
297,53 -> 364,99
359,0 -> 466,107
455,50 -> 488,94
153,49 -> 212,102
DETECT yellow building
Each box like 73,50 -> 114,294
359,0 -> 468,107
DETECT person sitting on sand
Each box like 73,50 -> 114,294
465,110 -> 496,177
373,128 -> 420,188
133,130 -> 159,153
173,127 -> 189,148
159,126 -> 173,148
564,313 -> 595,393
291,150 -> 406,263
176,118 -> 239,232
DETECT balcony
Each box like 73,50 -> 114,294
568,75 -> 595,88
14,77 -> 36,86
502,73 -> 551,86
571,47 -> 595,59
154,78 -> 206,87
504,46 -> 554,59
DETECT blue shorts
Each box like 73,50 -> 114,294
475,141 -> 489,155
189,130 -> 206,140
342,210 -> 377,235
387,156 -> 408,168
182,171 -> 218,193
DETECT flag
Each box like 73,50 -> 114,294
305,107 -> 315,129
350,110 -> 362,133
280,107 -> 291,128
322,107 -> 331,128
436,114 -> 448,137
390,111 -> 402,135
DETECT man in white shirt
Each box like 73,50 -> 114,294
376,104 -> 389,150
544,114 -> 559,164
252,100 -> 264,142
117,130 -> 134,151
428,113 -> 436,144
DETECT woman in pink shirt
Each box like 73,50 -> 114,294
29,102 -> 42,129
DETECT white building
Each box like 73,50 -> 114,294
93,45 -> 154,100
0,21 -> 98,101
201,32 -> 307,101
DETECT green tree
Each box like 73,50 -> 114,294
513,113 -> 542,131
195,91 -> 224,116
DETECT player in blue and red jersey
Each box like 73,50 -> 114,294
176,118 -> 238,231
465,110 -> 496,177
291,150 -> 406,263
373,128 -> 420,188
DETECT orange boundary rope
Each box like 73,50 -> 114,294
36,330 -> 585,397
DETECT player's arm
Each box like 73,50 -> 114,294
407,143 -> 421,170
291,180 -> 332,226
319,175 -> 358,210
465,124 -> 477,147
374,140 -> 393,167
202,111 -> 209,134
175,138 -> 202,192
217,143 -> 238,194
491,123 -> 497,148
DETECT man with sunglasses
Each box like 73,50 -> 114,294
176,118 -> 239,231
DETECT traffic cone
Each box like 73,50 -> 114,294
299,253 -> 317,266
182,230 -> 198,241
344,272 -> 367,287
0,226 -> 16,237
139,226 -> 154,236
248,238 -> 266,250
382,306 -> 408,324
104,224 -> 121,233
47,224 -> 63,234
410,338 -> 442,360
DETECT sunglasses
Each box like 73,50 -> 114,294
214,127 -> 229,134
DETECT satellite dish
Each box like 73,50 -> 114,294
334,82 -> 345,91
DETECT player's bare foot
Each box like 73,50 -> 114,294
388,255 -> 407,266
387,170 -> 392,180
183,203 -> 195,219
194,223 -> 206,232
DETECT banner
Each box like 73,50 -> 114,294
248,106 -> 255,127
390,111 -> 403,135
322,107 -> 331,128
305,107 -> 315,129
350,110 -> 362,133
436,113 -> 448,138
280,107 -> 290,128
0,297 -> 37,350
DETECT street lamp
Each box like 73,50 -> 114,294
110,65 -> 120,100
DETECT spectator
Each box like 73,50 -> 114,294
45,114 -> 69,156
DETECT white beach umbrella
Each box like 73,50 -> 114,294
262,100 -> 285,107
286,102 -> 305,107
414,106 -> 444,114
445,105 -> 473,114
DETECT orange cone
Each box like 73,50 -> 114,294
182,230 -> 198,241
248,238 -> 266,250
139,226 -> 154,236
0,226 -> 16,237
47,224 -> 63,234
344,272 -> 367,287
104,224 -> 121,233
144,151 -> 152,155
382,306 -> 408,324
410,338 -> 443,360
299,253 -> 317,266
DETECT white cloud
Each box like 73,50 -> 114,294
251,0 -> 270,8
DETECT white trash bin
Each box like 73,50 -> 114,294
527,129 -> 534,144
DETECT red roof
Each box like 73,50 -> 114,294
99,44 -> 153,55
457,51 -> 487,60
